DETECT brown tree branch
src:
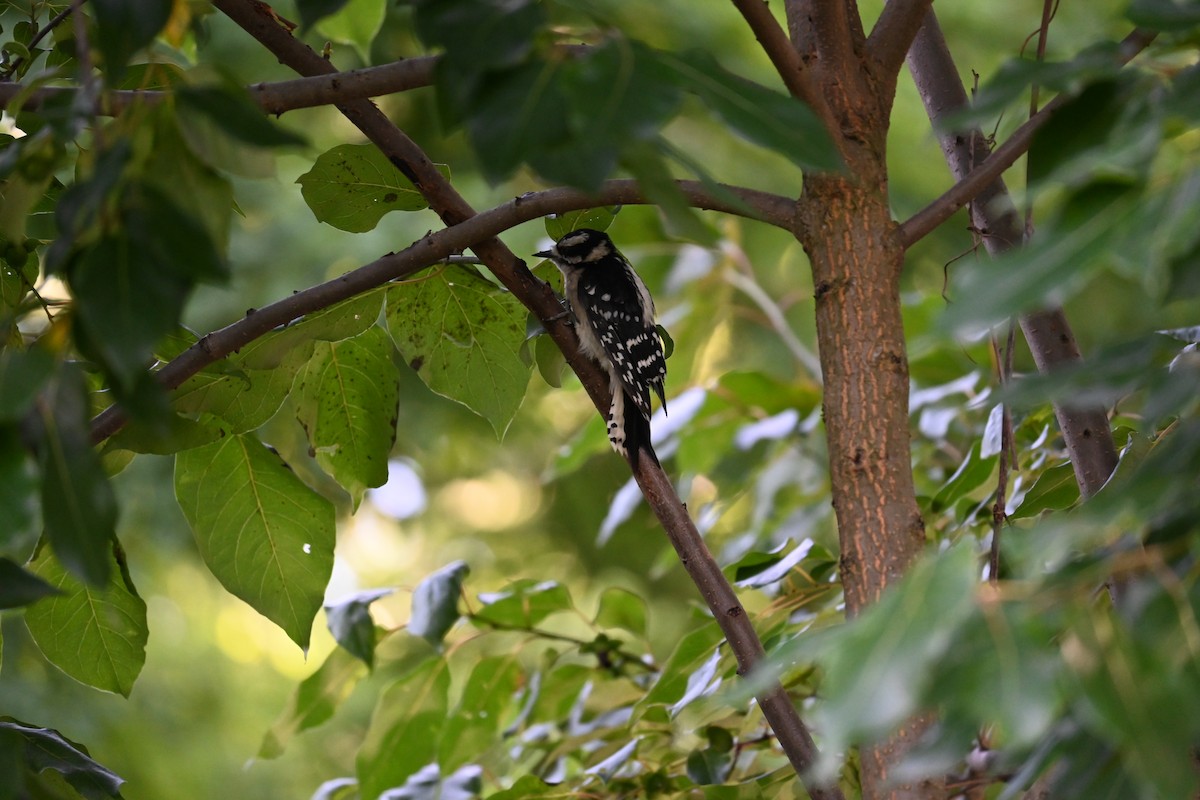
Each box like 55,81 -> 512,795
807,0 -> 857,66
0,56 -> 438,116
903,10 -> 1123,497
897,24 -> 1157,249
89,179 -> 795,442
729,0 -> 835,130
155,3 -> 842,794
867,0 -> 934,79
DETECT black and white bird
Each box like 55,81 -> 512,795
535,229 -> 667,467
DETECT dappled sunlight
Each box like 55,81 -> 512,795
436,470 -> 542,532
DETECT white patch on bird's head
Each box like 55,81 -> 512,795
554,228 -> 614,265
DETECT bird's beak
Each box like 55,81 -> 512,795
534,248 -> 554,259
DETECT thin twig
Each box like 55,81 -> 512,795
988,324 -> 1016,582
1024,0 -> 1057,240
467,613 -> 658,673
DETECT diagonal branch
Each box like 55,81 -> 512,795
897,24 -> 1157,248
0,57 -> 437,116
177,3 -> 842,794
866,0 -> 934,79
89,180 -> 794,442
729,0 -> 835,131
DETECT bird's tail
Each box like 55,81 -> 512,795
608,388 -> 659,470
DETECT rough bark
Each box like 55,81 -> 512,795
786,14 -> 932,789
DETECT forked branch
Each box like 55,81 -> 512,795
111,2 -> 842,794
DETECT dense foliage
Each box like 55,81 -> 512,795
0,0 -> 1198,798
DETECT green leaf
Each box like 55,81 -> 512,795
483,775 -> 557,799
734,540 -> 812,588
415,0 -> 543,76
438,655 -> 521,770
1010,461 -> 1081,519
780,543 -> 979,778
533,332 -> 567,389
0,348 -> 57,420
71,183 -> 225,389
929,442 -> 997,513
141,109 -> 235,260
0,557 -> 61,609
455,59 -> 570,184
621,141 -> 717,244
36,364 -> 117,587
942,182 -> 1140,335
686,745 -> 733,785
637,623 -> 724,713
0,249 -> 38,310
530,40 -> 683,190
474,579 -> 573,628
930,603 -> 1062,751
1071,614 -> 1200,797
1128,0 -> 1200,28
316,0 -> 386,59
453,39 -> 683,189
385,266 -> 530,436
1028,77 -> 1160,191
408,560 -> 469,646
296,0 -> 352,29
239,289 -> 383,370
594,587 -> 648,637
24,545 -> 147,697
295,327 -> 399,508
91,0 -> 172,79
545,207 -> 619,240
258,646 -> 369,759
0,429 -> 38,560
324,588 -> 392,668
940,44 -> 1125,130
177,85 -> 307,148
658,50 -> 841,174
171,347 -> 310,434
103,412 -> 230,456
174,434 -> 336,650
297,144 -> 447,233
0,719 -> 125,798
356,657 -> 451,799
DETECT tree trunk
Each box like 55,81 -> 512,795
797,174 -> 925,612
797,167 -> 931,798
